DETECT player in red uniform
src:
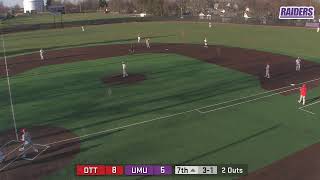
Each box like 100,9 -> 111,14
298,84 -> 307,105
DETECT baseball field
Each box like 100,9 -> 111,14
1,21 -> 320,180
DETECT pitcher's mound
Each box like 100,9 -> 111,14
102,74 -> 146,85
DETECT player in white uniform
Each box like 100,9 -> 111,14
146,38 -> 150,48
40,49 -> 44,60
209,22 -> 212,28
122,62 -> 128,78
81,26 -> 85,32
265,63 -> 270,78
138,34 -> 141,43
204,38 -> 208,47
296,57 -> 301,71
19,129 -> 38,158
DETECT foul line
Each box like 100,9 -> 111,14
23,144 -> 49,161
196,77 -> 320,111
197,87 -> 299,113
0,140 -> 18,150
45,109 -> 195,146
0,145 -> 33,171
0,143 -> 49,171
44,82 -> 310,147
299,100 -> 320,115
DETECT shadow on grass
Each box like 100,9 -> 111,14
135,124 -> 281,180
307,96 -> 320,104
6,35 -> 176,57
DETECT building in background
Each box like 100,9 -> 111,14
23,0 -> 44,13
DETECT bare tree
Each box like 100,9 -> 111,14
0,2 -> 9,14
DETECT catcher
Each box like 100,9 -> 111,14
19,128 -> 38,158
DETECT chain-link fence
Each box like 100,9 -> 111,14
1,15 -> 318,34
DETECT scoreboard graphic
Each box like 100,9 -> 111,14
76,164 -> 247,176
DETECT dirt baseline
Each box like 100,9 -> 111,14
1,43 -> 320,95
240,143 -> 320,180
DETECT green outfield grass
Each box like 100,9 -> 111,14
0,12 -> 130,28
2,21 -> 320,63
2,22 -> 320,179
1,53 -> 320,180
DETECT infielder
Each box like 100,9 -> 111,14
265,63 -> 270,78
298,84 -> 307,105
122,61 -> 128,78
40,49 -> 44,60
296,57 -> 301,71
19,128 -> 38,158
204,38 -> 208,47
81,26 -> 85,32
129,44 -> 135,53
138,34 -> 141,43
146,38 -> 150,48
209,22 -> 212,28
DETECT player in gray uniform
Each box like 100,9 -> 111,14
146,38 -> 150,48
40,49 -> 44,60
265,63 -> 270,78
19,128 -> 38,158
138,34 -> 141,43
296,57 -> 301,71
204,38 -> 208,48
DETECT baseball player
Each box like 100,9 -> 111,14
40,49 -> 44,60
204,38 -> 208,48
146,38 -> 150,48
209,22 -> 212,28
265,63 -> 270,78
138,34 -> 141,43
129,44 -> 135,53
81,26 -> 85,32
298,84 -> 307,105
296,57 -> 301,71
318,19 -> 320,32
19,128 -> 38,156
122,61 -> 128,78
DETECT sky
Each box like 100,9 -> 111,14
1,0 -> 81,7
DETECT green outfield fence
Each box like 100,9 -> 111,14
0,15 -> 314,34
